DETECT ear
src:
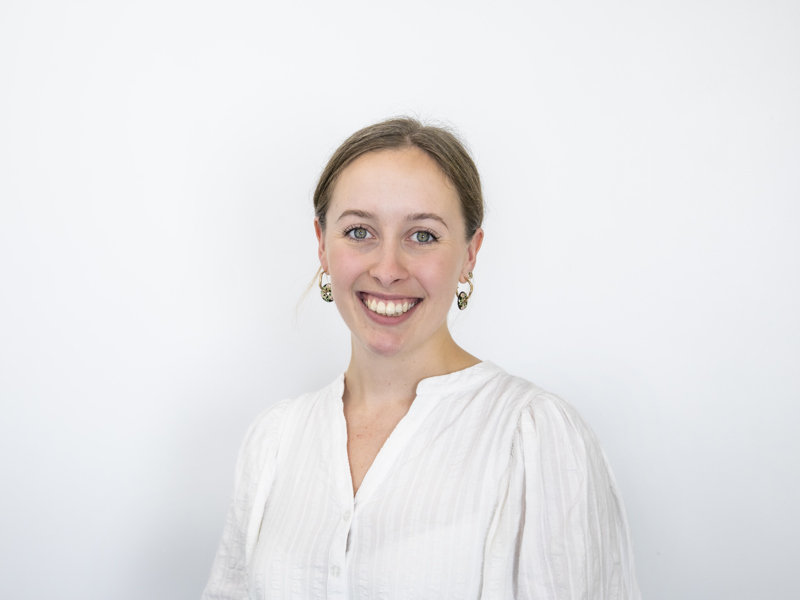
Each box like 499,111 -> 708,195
460,228 -> 484,283
314,218 -> 329,273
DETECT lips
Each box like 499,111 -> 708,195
359,292 -> 420,317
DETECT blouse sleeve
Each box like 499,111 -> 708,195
202,400 -> 289,600
485,392 -> 641,599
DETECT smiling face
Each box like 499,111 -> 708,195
316,147 -> 483,360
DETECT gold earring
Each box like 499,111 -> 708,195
319,271 -> 333,303
456,271 -> 473,310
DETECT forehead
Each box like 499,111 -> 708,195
329,147 -> 461,219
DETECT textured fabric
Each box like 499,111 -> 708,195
202,362 -> 640,600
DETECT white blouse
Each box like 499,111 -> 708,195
202,361 -> 641,599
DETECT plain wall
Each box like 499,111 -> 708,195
1,1 -> 798,598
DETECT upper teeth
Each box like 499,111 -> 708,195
364,297 -> 417,316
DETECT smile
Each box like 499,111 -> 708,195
360,293 -> 419,317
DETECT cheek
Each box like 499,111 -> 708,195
327,246 -> 363,288
414,255 -> 459,299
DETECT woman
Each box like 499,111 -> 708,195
203,118 -> 641,599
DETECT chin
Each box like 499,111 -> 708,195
365,341 -> 406,358
358,333 -> 410,358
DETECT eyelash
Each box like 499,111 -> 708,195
410,229 -> 438,244
343,225 -> 374,241
342,226 -> 439,244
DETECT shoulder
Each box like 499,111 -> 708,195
515,377 -> 603,461
478,366 -> 585,429
461,365 -> 604,473
523,389 -> 598,446
240,399 -> 289,447
235,379 -> 339,474
496,374 -> 621,511
233,398 -> 291,479
482,366 -> 604,465
489,364 -> 586,422
464,362 -> 546,414
477,366 -> 641,597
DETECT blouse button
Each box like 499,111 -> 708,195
342,510 -> 351,521
330,565 -> 341,577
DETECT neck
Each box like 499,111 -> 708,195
343,326 -> 480,411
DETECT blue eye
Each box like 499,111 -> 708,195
347,227 -> 371,240
412,231 -> 436,243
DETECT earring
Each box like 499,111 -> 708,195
456,271 -> 474,310
319,271 -> 333,303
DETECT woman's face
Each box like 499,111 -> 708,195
315,147 -> 483,359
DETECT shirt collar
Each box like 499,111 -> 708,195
415,360 -> 502,396
326,360 -> 503,403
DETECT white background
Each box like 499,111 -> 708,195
1,1 -> 798,598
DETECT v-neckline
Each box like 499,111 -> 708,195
329,361 -> 498,508
349,388 -> 437,507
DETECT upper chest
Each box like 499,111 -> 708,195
251,388 -> 524,594
343,401 -> 412,494
270,389 -> 520,512
254,396 -> 517,599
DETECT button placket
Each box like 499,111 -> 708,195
328,382 -> 358,597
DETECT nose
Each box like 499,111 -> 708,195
369,242 -> 408,288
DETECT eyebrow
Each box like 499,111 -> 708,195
336,209 -> 449,230
336,209 -> 375,222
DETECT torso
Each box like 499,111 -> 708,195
219,362 -> 640,600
